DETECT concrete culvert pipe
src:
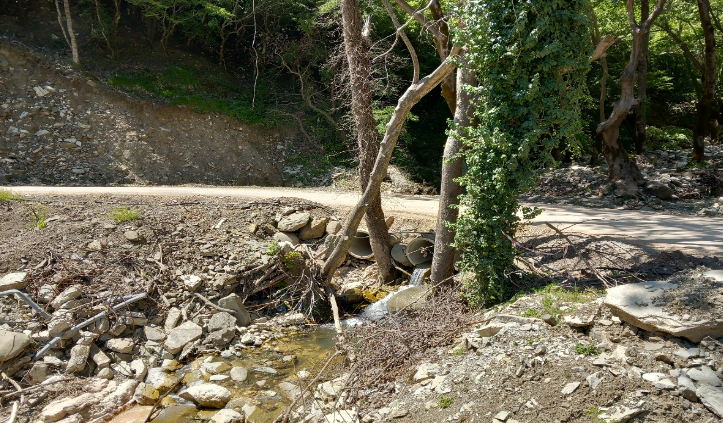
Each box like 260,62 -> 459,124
349,230 -> 374,260
391,243 -> 412,266
406,235 -> 435,266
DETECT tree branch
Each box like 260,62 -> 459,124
392,0 -> 441,41
657,21 -> 704,73
383,0 -> 420,83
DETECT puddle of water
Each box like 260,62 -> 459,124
153,328 -> 338,423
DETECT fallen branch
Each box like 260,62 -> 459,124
544,223 -> 612,288
193,293 -> 236,314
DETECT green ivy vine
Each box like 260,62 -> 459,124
454,0 -> 591,306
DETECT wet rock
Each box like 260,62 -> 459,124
230,366 -> 248,382
0,272 -> 28,291
278,381 -> 302,400
145,368 -> 180,391
133,383 -> 160,405
179,383 -> 232,408
50,285 -> 83,309
277,212 -> 310,231
299,217 -> 329,240
698,385 -> 723,417
107,405 -> 154,423
0,330 -> 32,361
644,181 -> 674,200
605,280 -> 723,342
201,361 -> 231,376
150,405 -> 197,423
210,409 -> 244,423
165,321 -> 203,354
217,294 -> 251,327
254,366 -> 277,375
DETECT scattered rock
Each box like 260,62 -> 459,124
210,409 -> 244,423
561,381 -> 580,395
644,180 -> 674,200
50,285 -> 83,309
165,321 -> 203,354
0,330 -> 32,362
230,366 -> 248,382
688,366 -> 722,387
273,231 -> 299,246
106,338 -> 135,354
697,385 -> 723,418
0,272 -> 29,291
299,217 -> 329,240
599,406 -> 644,423
179,274 -> 203,291
65,344 -> 90,373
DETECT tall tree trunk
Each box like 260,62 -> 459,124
430,66 -> 473,284
340,0 -> 392,282
692,0 -> 716,162
589,5 -> 609,166
63,0 -> 80,65
597,0 -> 667,188
634,0 -> 650,154
322,46 -> 462,279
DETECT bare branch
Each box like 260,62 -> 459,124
392,0 -> 441,41
657,21 -> 705,73
382,0 -> 420,83
590,35 -> 617,62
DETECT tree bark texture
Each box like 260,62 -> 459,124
430,66 -> 474,285
597,0 -> 667,187
634,0 -> 650,154
340,0 -> 392,281
322,46 -> 462,279
588,5 -> 609,166
63,0 -> 80,65
692,0 -> 716,162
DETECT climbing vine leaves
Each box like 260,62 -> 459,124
454,0 -> 591,306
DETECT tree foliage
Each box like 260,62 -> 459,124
454,0 -> 591,306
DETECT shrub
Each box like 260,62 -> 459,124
111,207 -> 140,223
647,126 -> 693,150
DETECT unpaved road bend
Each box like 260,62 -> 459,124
5,185 -> 723,256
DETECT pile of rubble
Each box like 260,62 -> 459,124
349,268 -> 723,423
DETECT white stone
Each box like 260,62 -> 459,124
0,330 -> 32,361
277,212 -> 310,231
179,383 -> 232,408
230,366 -> 248,382
210,409 -> 243,423
688,366 -> 722,387
106,338 -> 135,354
561,381 -> 580,395
0,272 -> 29,291
697,385 -> 723,418
180,274 -> 203,291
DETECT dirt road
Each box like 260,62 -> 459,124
6,185 -> 722,256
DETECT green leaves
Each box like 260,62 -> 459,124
454,0 -> 591,306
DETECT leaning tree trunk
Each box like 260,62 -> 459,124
322,47 -> 462,279
634,0 -> 650,154
430,66 -> 473,285
340,0 -> 392,282
597,0 -> 667,188
589,4 -> 610,166
692,0 -> 716,162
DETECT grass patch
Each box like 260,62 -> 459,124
110,207 -> 140,223
28,205 -> 48,229
439,396 -> 454,409
0,189 -> 21,202
575,343 -> 602,356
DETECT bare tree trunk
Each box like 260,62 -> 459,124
589,5 -> 609,166
340,0 -> 392,282
430,66 -> 473,284
597,0 -> 667,187
692,0 -> 716,162
63,0 -> 80,65
54,0 -> 71,48
634,0 -> 650,154
322,46 -> 462,279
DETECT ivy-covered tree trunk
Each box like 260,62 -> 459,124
692,0 -> 716,162
430,66 -> 474,285
340,0 -> 392,282
598,0 -> 667,189
634,0 -> 650,154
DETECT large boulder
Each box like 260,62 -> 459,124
217,294 -> 251,327
605,280 -> 723,343
179,383 -> 232,408
299,217 -> 329,241
387,286 -> 431,313
164,321 -> 203,354
277,212 -> 310,232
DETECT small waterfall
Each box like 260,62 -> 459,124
409,267 -> 428,286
